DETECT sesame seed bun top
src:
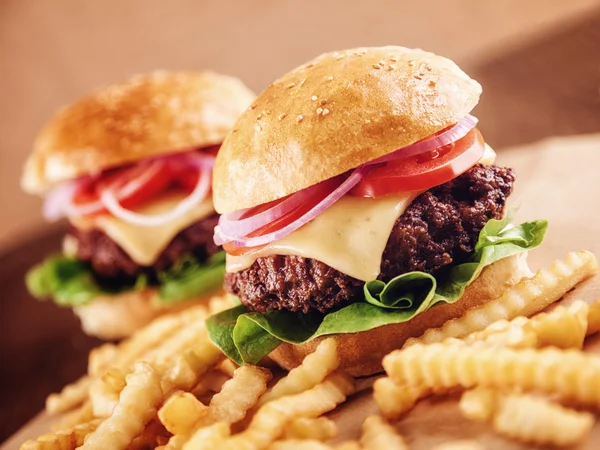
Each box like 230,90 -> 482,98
212,46 -> 482,214
22,71 -> 256,194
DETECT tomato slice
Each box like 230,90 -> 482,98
223,176 -> 343,255
351,128 -> 486,197
72,161 -> 174,217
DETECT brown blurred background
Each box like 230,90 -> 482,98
1,0 -> 600,442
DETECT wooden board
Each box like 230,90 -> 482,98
3,135 -> 600,449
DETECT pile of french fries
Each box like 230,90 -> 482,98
20,250 -> 600,449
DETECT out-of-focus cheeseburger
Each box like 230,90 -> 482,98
23,71 -> 255,339
207,47 -> 547,376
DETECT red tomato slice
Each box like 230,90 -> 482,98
351,128 -> 486,197
72,160 -> 174,217
223,176 -> 343,256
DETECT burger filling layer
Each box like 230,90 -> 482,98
225,164 -> 515,314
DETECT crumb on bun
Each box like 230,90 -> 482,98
23,71 -> 255,194
213,46 -> 481,214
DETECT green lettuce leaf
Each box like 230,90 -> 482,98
158,251 -> 226,303
206,218 -> 548,365
26,251 -> 226,308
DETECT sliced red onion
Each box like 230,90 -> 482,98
217,183 -> 326,238
43,182 -> 78,221
366,114 -> 478,166
100,154 -> 213,227
214,167 -> 367,247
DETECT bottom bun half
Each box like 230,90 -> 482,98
269,252 -> 532,377
74,287 -> 223,340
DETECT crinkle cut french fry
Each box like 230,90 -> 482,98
20,419 -> 102,450
219,372 -> 355,450
208,365 -> 272,424
283,417 -> 337,441
80,362 -> 164,450
218,358 -> 239,378
88,343 -> 118,377
360,415 -> 408,450
429,440 -> 485,450
158,391 -> 209,436
493,393 -> 594,446
114,306 -> 205,371
384,343 -> 600,407
459,387 -> 497,422
259,338 -> 339,406
165,333 -> 223,391
464,301 -> 589,349
373,377 -> 427,419
587,298 -> 600,336
181,422 -> 230,450
270,440 -> 331,450
405,251 -> 598,346
45,376 -> 91,415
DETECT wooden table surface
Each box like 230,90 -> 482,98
2,5 -> 600,447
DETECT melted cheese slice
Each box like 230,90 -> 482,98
71,194 -> 215,266
226,144 -> 497,281
227,193 -> 419,281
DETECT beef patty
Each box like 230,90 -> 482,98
225,164 -> 515,314
71,213 -> 221,283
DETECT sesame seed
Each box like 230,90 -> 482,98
286,82 -> 296,89
414,75 -> 423,80
305,63 -> 315,69
379,59 -> 386,65
311,95 -> 318,101
429,80 -> 437,87
298,78 -> 306,88
408,60 -> 416,67
373,63 -> 382,69
256,113 -> 262,120
389,56 -> 398,62
232,129 -> 238,134
387,64 -> 396,71
278,113 -> 287,120
296,115 -> 304,123
326,76 -> 334,81
319,99 -> 327,105
322,108 -> 330,116
248,104 -> 257,110
254,123 -> 262,132
316,107 -> 323,114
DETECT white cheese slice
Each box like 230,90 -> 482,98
71,194 -> 215,266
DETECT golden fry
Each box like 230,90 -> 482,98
373,377 -> 427,419
384,343 -> 600,407
45,376 -> 91,415
209,365 -> 272,424
20,419 -> 101,450
87,343 -> 117,377
360,415 -> 408,450
181,422 -> 230,450
158,391 -> 209,436
283,417 -> 337,441
218,358 -> 239,378
405,251 -> 598,346
459,387 -> 497,422
429,440 -> 485,450
587,298 -> 600,336
259,338 -> 339,406
220,372 -> 355,450
493,393 -> 594,446
270,440 -> 331,450
51,401 -> 94,431
80,362 -> 164,450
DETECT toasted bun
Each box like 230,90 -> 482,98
269,253 -> 532,377
213,47 -> 481,213
73,287 -> 223,340
23,71 -> 255,194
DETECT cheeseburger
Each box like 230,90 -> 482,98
24,71 -> 255,339
207,47 -> 547,376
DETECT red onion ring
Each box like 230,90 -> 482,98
217,182 -> 328,238
100,154 -> 213,227
365,114 -> 478,166
214,167 -> 367,247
